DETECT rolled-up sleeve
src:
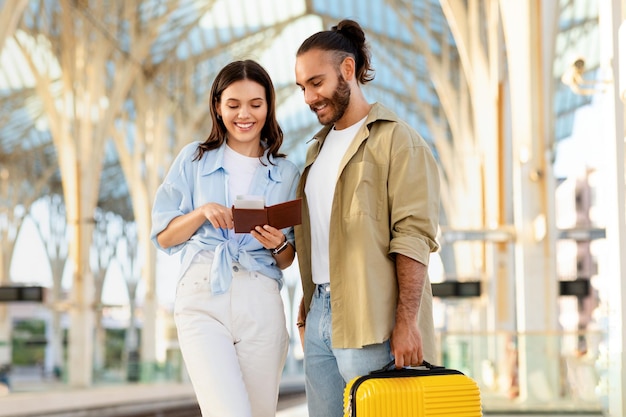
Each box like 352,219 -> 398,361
387,130 -> 440,266
151,182 -> 189,254
282,165 -> 301,247
150,146 -> 195,255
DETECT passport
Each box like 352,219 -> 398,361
232,198 -> 302,233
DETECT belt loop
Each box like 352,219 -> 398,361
317,283 -> 330,294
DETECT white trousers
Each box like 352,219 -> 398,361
174,262 -> 289,417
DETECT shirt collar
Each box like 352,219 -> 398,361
199,142 -> 227,176
265,155 -> 283,183
198,142 -> 282,182
304,102 -> 399,169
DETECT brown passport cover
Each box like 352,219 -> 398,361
233,198 -> 302,233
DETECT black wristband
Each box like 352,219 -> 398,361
271,239 -> 289,255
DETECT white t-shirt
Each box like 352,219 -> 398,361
224,144 -> 262,205
222,144 -> 262,241
305,117 -> 367,284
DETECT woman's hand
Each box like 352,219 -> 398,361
157,202 -> 232,248
251,225 -> 295,269
200,203 -> 234,229
251,225 -> 285,250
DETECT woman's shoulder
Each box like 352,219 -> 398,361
273,156 -> 300,175
169,141 -> 206,167
178,141 -> 202,157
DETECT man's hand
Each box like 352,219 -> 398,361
297,297 -> 306,351
298,324 -> 305,350
392,253 -> 427,368
390,320 -> 423,368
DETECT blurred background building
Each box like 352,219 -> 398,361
1,0 -> 625,416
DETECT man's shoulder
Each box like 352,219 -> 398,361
367,102 -> 400,123
366,105 -> 428,147
367,103 -> 415,133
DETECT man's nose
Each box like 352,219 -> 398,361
303,89 -> 318,105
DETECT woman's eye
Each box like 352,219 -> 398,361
227,105 -> 238,109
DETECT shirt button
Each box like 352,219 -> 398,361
232,265 -> 239,272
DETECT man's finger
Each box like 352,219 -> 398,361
394,356 -> 405,369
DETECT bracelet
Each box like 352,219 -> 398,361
271,238 -> 289,255
296,321 -> 305,328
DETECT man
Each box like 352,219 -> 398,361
293,19 -> 441,417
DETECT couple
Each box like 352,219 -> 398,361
151,19 -> 440,417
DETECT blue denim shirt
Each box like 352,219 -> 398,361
151,141 -> 301,294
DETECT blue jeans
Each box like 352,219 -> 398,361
304,283 -> 392,417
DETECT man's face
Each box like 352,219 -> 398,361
295,49 -> 351,126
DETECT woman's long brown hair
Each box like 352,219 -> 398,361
194,60 -> 285,163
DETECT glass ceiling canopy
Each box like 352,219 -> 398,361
0,0 -> 599,220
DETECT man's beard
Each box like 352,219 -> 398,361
313,75 -> 351,126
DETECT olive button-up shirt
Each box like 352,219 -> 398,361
295,103 -> 440,356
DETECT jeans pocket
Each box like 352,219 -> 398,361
250,273 -> 279,293
175,264 -> 211,299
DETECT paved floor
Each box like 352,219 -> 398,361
278,404 -> 603,417
1,366 -> 605,417
277,402 -> 308,417
276,393 -> 604,417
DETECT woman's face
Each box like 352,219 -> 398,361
217,79 -> 268,157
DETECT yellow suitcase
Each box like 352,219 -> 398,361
343,360 -> 482,417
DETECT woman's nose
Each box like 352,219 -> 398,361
238,106 -> 251,118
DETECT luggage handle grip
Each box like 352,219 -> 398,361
375,359 -> 445,373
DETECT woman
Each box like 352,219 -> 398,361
151,60 -> 300,417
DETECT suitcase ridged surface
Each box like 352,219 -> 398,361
344,373 -> 482,417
